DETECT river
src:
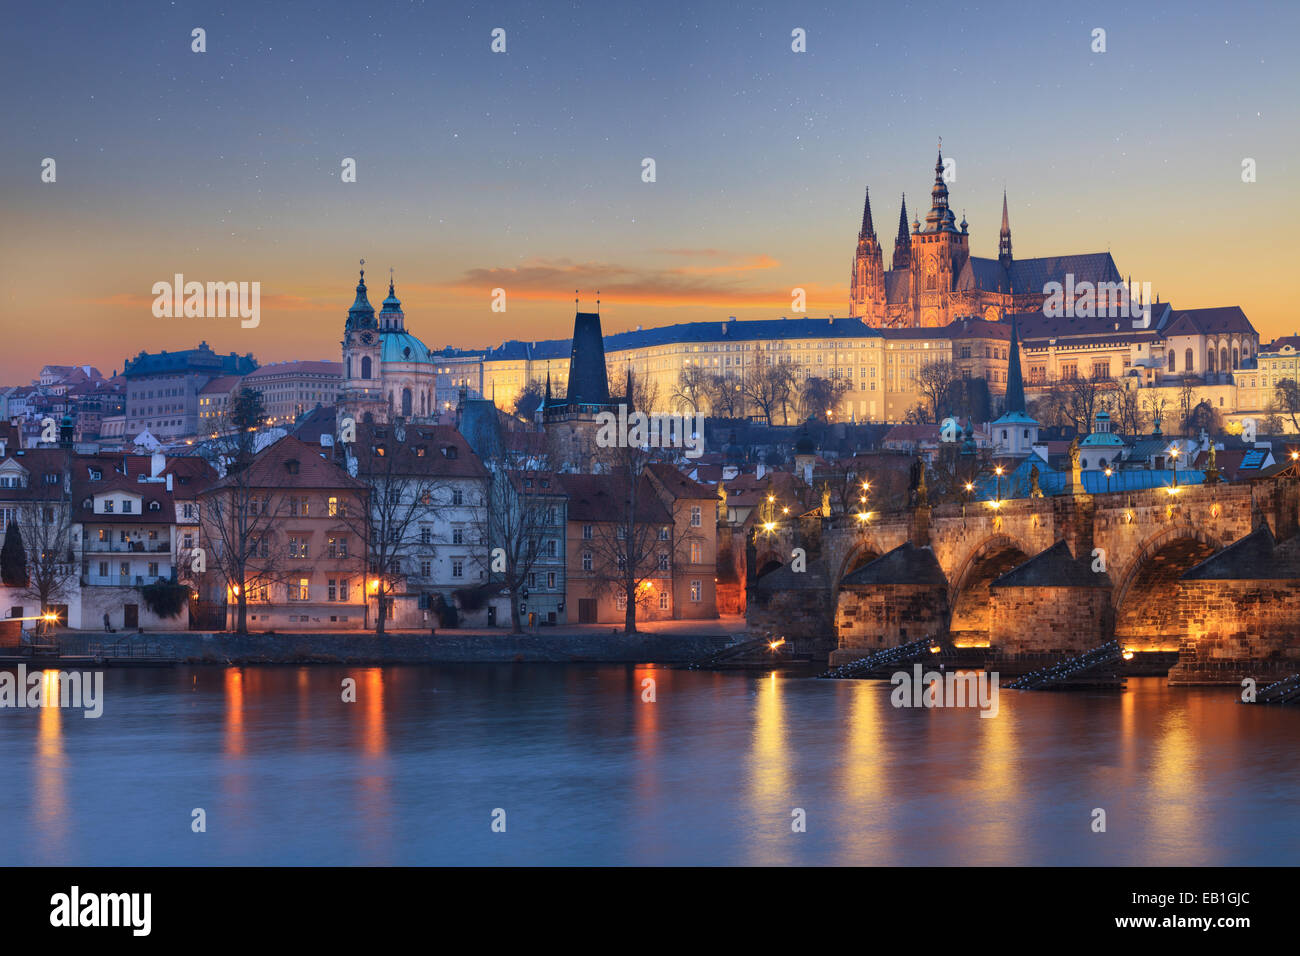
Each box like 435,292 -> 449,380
2,665 -> 1297,865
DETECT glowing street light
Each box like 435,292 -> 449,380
994,464 -> 1004,502
1104,465 -> 1113,494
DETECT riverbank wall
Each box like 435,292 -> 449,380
46,629 -> 740,665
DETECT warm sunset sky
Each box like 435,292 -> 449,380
2,0 -> 1297,382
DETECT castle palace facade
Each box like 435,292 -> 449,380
849,149 -> 1123,328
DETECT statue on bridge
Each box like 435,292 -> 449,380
1068,438 -> 1082,494
1030,463 -> 1044,498
1205,443 -> 1221,485
908,456 -> 929,509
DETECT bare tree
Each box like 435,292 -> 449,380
1066,374 -> 1109,435
1177,376 -> 1200,435
1143,391 -> 1169,436
582,408 -> 698,633
742,358 -> 796,425
197,388 -> 284,634
799,375 -> 851,421
337,423 -> 449,635
1112,386 -> 1146,438
671,365 -> 712,415
1273,378 -> 1300,432
15,463 -> 77,637
705,371 -> 745,418
917,360 -> 959,423
469,432 -> 560,634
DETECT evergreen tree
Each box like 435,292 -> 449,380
0,521 -> 26,587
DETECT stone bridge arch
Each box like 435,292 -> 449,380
1112,525 -> 1223,651
945,533 -> 1037,646
754,545 -> 785,579
827,522 -> 909,587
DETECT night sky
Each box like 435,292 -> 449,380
2,0 -> 1296,381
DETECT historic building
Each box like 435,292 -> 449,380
338,265 -> 439,427
848,149 -> 1124,329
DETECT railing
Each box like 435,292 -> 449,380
83,541 -> 170,554
87,639 -> 169,660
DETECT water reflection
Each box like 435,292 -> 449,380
2,664 -> 1297,865
746,671 -> 792,865
34,670 -> 66,853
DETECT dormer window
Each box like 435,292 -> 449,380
104,500 -> 114,513
286,459 -> 301,474
443,446 -> 458,459
89,468 -> 102,480
415,446 -> 427,458
149,500 -> 161,511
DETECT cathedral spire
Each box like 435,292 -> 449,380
998,190 -> 1013,268
859,186 -> 876,239
1005,312 -> 1025,414
924,143 -> 956,233
892,194 -> 911,270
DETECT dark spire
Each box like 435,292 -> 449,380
565,310 -> 610,408
545,366 -> 552,405
859,186 -> 876,239
892,194 -> 911,270
625,366 -> 634,411
998,190 -> 1013,268
924,143 -> 956,233
345,260 -> 376,331
1005,313 -> 1025,414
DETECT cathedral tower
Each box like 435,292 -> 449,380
848,187 -> 885,318
911,146 -> 969,327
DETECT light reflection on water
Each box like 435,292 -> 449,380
1,665 -> 1297,865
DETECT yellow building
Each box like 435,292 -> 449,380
1236,335 -> 1300,413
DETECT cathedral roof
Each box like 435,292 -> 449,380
1162,306 -> 1255,337
884,271 -> 910,304
955,253 -> 1122,297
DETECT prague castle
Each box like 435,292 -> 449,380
848,148 -> 1124,328
329,147 -> 1264,428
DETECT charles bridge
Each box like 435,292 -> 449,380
747,472 -> 1300,683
